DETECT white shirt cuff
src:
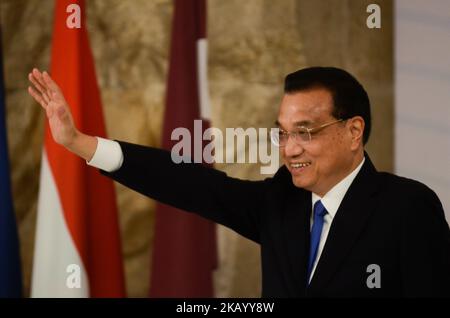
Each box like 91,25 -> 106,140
87,137 -> 124,172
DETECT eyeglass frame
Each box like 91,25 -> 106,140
271,118 -> 346,147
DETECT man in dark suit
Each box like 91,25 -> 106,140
28,67 -> 450,297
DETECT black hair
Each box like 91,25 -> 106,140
284,66 -> 371,145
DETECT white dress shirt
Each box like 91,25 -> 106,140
87,137 -> 365,283
308,157 -> 365,282
87,137 -> 124,172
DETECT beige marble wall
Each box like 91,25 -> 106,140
0,0 -> 392,297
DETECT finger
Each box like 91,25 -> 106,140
32,68 -> 52,96
33,68 -> 52,100
43,71 -> 62,93
49,88 -> 66,105
28,73 -> 51,103
45,74 -> 68,105
28,86 -> 48,109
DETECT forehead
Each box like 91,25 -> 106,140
277,88 -> 333,128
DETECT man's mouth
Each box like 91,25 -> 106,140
290,162 -> 311,169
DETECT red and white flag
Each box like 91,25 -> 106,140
31,0 -> 125,297
149,0 -> 217,297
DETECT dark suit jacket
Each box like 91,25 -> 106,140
102,141 -> 450,297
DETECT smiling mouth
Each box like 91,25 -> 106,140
290,162 -> 311,169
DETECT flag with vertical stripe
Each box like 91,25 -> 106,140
149,0 -> 217,297
31,0 -> 125,297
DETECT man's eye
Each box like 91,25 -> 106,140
295,130 -> 309,137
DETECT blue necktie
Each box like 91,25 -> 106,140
307,200 -> 327,283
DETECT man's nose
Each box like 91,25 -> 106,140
283,136 -> 304,158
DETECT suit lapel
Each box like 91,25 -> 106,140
308,155 -> 382,292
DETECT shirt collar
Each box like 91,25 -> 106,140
312,157 -> 365,219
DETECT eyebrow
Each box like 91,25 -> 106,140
274,120 -> 314,128
293,120 -> 314,127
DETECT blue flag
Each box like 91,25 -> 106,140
0,26 -> 22,298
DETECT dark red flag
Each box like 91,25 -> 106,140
149,0 -> 217,297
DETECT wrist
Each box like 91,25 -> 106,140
65,131 -> 98,162
65,129 -> 82,150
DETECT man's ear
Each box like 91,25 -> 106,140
348,116 -> 365,150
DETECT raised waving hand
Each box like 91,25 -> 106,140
28,68 -> 97,161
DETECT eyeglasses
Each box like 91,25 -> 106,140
271,119 -> 344,147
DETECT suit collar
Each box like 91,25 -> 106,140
312,157 -> 366,220
307,153 -> 381,293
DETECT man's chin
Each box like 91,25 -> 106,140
291,176 -> 312,190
